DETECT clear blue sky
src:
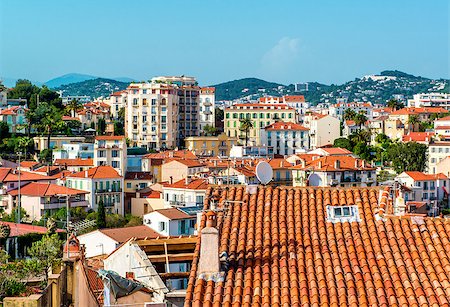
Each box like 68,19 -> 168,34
0,0 -> 449,85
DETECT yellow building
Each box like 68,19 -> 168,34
184,133 -> 238,157
224,103 -> 296,145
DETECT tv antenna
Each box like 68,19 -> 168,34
255,161 -> 273,185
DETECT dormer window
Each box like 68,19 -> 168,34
327,205 -> 361,223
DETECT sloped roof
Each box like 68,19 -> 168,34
283,95 -> 305,102
153,208 -> 192,220
268,158 -> 293,169
436,115 -> 450,121
292,155 -> 374,171
163,178 -> 208,190
402,132 -> 434,142
68,165 -> 121,179
54,158 -> 94,167
165,159 -> 204,168
143,150 -> 197,160
99,225 -> 160,243
320,147 -> 353,155
8,182 -> 87,197
95,135 -> 125,141
3,170 -> 53,182
186,186 -> 450,306
403,171 -> 448,181
390,107 -> 448,115
20,161 -> 40,168
0,221 -> 64,237
265,121 -> 309,131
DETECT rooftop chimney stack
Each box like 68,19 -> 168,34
198,211 -> 220,275
355,159 -> 359,169
318,161 -> 323,169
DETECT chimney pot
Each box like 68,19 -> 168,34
355,159 -> 359,168
126,272 -> 135,280
318,161 -> 322,169
335,160 -> 340,169
198,211 -> 220,275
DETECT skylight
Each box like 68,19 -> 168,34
327,205 -> 361,223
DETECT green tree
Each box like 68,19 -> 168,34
38,86 -> 62,109
106,214 -> 126,228
203,124 -> 217,136
408,114 -> 420,131
333,137 -> 353,151
117,107 -> 125,121
39,149 -> 53,163
343,109 -> 357,121
96,118 -> 106,135
113,121 -> 124,136
1,208 -> 29,223
354,112 -> 368,130
386,141 -> 428,173
387,99 -> 404,111
97,199 -> 106,229
375,133 -> 390,145
239,118 -> 253,146
32,102 -> 65,150
7,80 -> 40,110
65,99 -> 82,117
27,233 -> 63,286
0,223 -> 10,248
215,108 -> 224,122
0,122 -> 10,141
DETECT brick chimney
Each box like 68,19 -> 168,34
126,272 -> 135,280
198,211 -> 220,275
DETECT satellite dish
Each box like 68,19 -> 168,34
255,161 -> 273,185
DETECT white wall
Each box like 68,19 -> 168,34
78,230 -> 119,258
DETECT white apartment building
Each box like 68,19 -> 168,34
260,95 -> 310,117
199,87 -> 215,131
109,90 -> 127,119
124,76 -> 213,150
428,142 -> 450,174
303,113 -> 341,149
52,143 -> 94,160
434,115 -> 450,141
143,208 -> 196,236
260,121 -> 309,156
94,136 -> 127,176
329,102 -> 374,120
65,165 -> 124,215
396,171 -> 449,214
408,93 -> 450,110
162,178 -> 207,208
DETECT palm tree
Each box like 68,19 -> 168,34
408,114 -> 420,132
387,99 -> 404,111
239,118 -> 253,146
66,99 -> 82,117
354,112 -> 368,130
33,102 -> 65,150
343,109 -> 357,121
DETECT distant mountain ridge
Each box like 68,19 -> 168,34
54,78 -> 130,98
30,70 -> 448,104
44,73 -> 136,89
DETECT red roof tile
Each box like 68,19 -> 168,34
3,170 -> 53,182
165,159 -> 204,168
265,121 -> 309,131
20,161 -> 39,168
403,171 -> 448,181
8,182 -> 87,197
185,186 -> 450,306
95,135 -> 125,141
143,150 -> 197,160
54,158 -> 94,167
283,95 -> 305,102
153,208 -> 192,220
68,166 -> 121,179
391,107 -> 448,115
99,225 -> 160,243
163,178 -> 208,190
402,132 -> 435,142
320,147 -> 353,155
291,155 -> 374,171
0,221 -> 64,237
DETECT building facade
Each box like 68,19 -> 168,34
94,136 -> 127,176
303,113 -> 341,149
408,92 -> 450,110
224,103 -> 296,145
184,133 -> 238,157
199,87 -> 215,131
260,121 -> 309,156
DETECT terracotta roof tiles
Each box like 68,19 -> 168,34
185,186 -> 450,306
163,178 -> 208,190
68,165 -> 121,179
8,182 -> 87,197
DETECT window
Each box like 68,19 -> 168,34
112,161 -> 119,168
423,193 -> 428,199
327,205 -> 361,223
112,150 -> 119,157
159,222 -> 166,232
127,183 -> 132,188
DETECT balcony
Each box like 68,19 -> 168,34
203,101 -> 212,106
44,200 -> 88,210
204,110 -> 212,115
95,188 -> 122,193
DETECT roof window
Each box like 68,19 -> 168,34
327,205 -> 361,223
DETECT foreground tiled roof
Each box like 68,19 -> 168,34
185,186 -> 450,306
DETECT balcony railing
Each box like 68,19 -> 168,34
95,188 -> 122,193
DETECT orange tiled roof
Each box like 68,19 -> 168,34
321,147 -> 353,155
99,225 -> 160,243
390,107 -> 448,115
0,221 -> 64,237
163,178 -> 208,190
402,132 -> 434,143
8,182 -> 87,197
292,155 -> 374,171
153,208 -> 192,220
265,121 -> 309,131
62,115 -> 80,121
20,161 -> 39,168
54,158 -> 94,167
186,186 -> 450,306
283,95 -> 305,102
68,165 -> 121,179
165,158 -> 204,168
403,171 -> 448,181
229,103 -> 293,109
143,150 -> 197,160
3,170 -> 53,182
0,106 -> 27,115
268,158 -> 293,169
95,135 -> 125,141
436,115 -> 450,121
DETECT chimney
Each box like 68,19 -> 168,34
170,176 -> 173,185
334,160 -> 340,169
318,161 -> 322,169
301,159 -> 306,168
84,170 -> 88,177
214,160 -> 218,167
362,160 -> 366,168
185,176 -> 191,185
169,151 -> 174,158
198,211 -> 220,275
126,272 -> 135,280
355,159 -> 359,169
